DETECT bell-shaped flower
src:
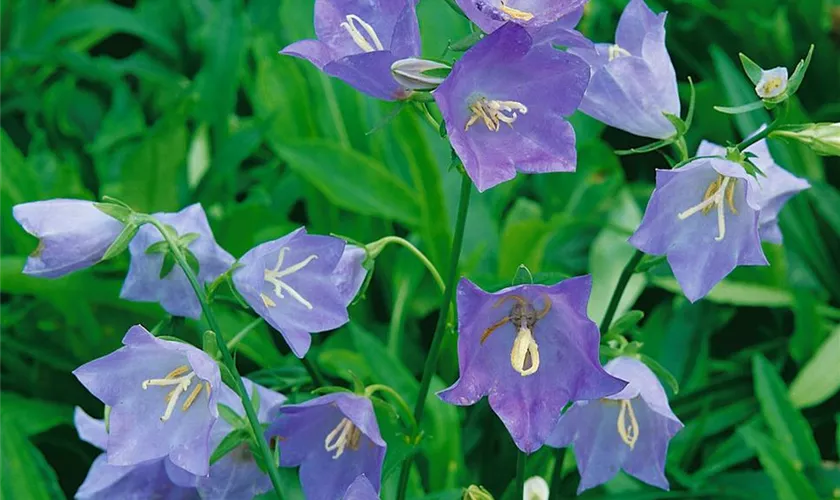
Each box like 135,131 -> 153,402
121,204 -> 235,319
12,199 -> 124,278
455,0 -> 586,34
547,356 -> 683,493
435,23 -> 589,192
343,475 -> 380,500
333,244 -> 369,305
281,0 -> 421,100
438,276 -> 627,453
265,393 -> 386,500
232,228 -> 358,358
73,407 -> 199,499
73,325 -> 221,476
696,139 -> 810,244
572,0 -> 680,139
197,379 -> 286,499
628,154 -> 769,302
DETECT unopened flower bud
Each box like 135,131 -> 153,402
523,476 -> 549,500
774,123 -> 840,157
391,58 -> 450,91
463,484 -> 494,500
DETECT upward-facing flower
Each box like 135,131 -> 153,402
198,379 -> 286,499
282,0 -> 421,100
266,393 -> 386,500
12,199 -> 124,278
73,325 -> 221,476
696,139 -> 811,244
628,156 -> 768,302
572,0 -> 680,139
547,357 -> 683,493
232,228 -> 363,358
456,0 -> 587,33
438,276 -> 627,453
73,407 -> 199,500
435,23 -> 590,192
120,204 -> 235,319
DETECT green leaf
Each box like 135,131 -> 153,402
218,404 -> 247,429
738,426 -> 820,500
752,355 -> 821,468
271,140 -> 421,227
210,428 -> 250,465
0,393 -> 72,436
651,276 -> 792,307
607,310 -> 645,337
739,53 -> 765,85
159,252 -> 176,280
789,325 -> 840,408
0,417 -> 66,500
101,223 -> 138,261
713,101 -> 766,114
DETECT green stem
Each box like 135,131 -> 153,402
599,250 -> 644,334
395,174 -> 472,500
365,384 -> 419,433
367,236 -> 446,293
226,317 -> 262,350
300,356 -> 326,387
516,450 -> 527,496
141,216 -> 285,499
736,101 -> 788,151
549,448 -> 566,497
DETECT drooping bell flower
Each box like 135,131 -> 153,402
547,357 -> 683,493
696,139 -> 810,244
572,0 -> 680,140
232,228 -> 357,357
265,393 -> 386,500
438,276 -> 627,453
455,0 -> 587,33
281,0 -> 421,100
343,475 -> 380,500
12,199 -> 124,278
333,244 -> 369,305
74,407 -> 199,499
120,204 -> 235,319
628,155 -> 769,302
434,23 -> 590,192
197,379 -> 286,499
73,325 -> 221,476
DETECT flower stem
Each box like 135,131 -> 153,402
142,216 -> 285,499
516,450 -> 527,496
736,101 -> 789,151
367,236 -> 446,293
395,173 -> 472,500
599,250 -> 645,334
300,356 -> 326,387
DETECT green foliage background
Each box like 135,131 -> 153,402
2,0 -> 840,498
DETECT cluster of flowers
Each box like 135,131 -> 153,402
13,0 -> 821,498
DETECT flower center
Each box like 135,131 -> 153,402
480,294 -> 551,377
324,417 -> 361,459
261,247 -> 318,310
616,399 -> 640,449
340,14 -> 384,53
465,97 -> 528,132
757,77 -> 784,98
608,44 -> 631,61
141,365 -> 210,422
498,1 -> 535,21
677,174 -> 739,242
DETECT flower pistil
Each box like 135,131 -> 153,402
465,97 -> 528,132
608,45 -> 631,61
481,295 -> 551,376
677,174 -> 738,241
340,14 -> 384,53
141,365 -> 210,422
616,399 -> 640,449
261,247 -> 318,310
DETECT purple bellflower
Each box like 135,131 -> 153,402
12,199 -> 123,278
456,0 -> 587,34
572,0 -> 680,139
74,407 -> 199,500
73,325 -> 221,477
438,276 -> 627,453
281,0 -> 421,100
266,392 -> 386,500
232,228 -> 363,358
197,379 -> 286,499
120,204 -> 235,319
628,154 -> 769,302
435,23 -> 590,192
696,139 -> 811,244
343,475 -> 380,500
547,356 -> 683,493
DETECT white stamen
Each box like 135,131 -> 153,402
263,247 -> 318,310
510,326 -> 539,376
142,367 -> 199,422
324,418 -> 360,459
465,98 -> 528,132
677,176 -> 735,242
340,14 -> 384,53
608,44 -> 631,61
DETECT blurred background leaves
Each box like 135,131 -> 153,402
1,0 -> 839,498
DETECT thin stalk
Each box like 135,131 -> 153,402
300,356 -> 326,387
226,317 -> 263,350
516,450 -> 527,496
368,236 -> 446,293
395,174 -> 472,500
599,250 -> 645,334
736,101 -> 788,151
141,216 -> 284,499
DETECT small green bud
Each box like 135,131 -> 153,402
463,485 -> 494,500
773,123 -> 840,157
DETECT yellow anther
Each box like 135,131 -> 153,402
617,399 -> 640,449
499,1 -> 535,21
678,174 -> 739,242
758,78 -> 783,97
465,97 -> 528,132
260,293 -> 277,308
510,326 -> 539,376
141,366 -> 205,422
165,365 -> 190,379
181,382 -> 204,412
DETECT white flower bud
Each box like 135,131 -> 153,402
391,57 -> 450,90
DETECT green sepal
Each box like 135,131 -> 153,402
615,138 -> 675,156
104,406 -> 111,433
251,384 -> 261,415
219,363 -> 238,392
179,232 -> 201,247
407,92 -> 434,102
160,252 -> 176,279
635,254 -> 667,272
350,258 -> 375,306
202,330 -> 221,360
663,112 -> 687,137
684,76 -> 697,131
449,31 -> 483,52
101,223 -> 139,261
311,385 -> 353,396
714,101 -> 766,114
782,44 -> 814,100
94,202 -> 133,224
349,371 -> 366,395
218,403 -> 247,428
607,310 -> 645,338
511,264 -> 534,286
637,353 -> 680,394
145,240 -> 169,255
739,52 -> 764,85
183,248 -> 201,277
209,428 -> 250,465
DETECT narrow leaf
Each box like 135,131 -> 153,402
714,101 -> 766,114
789,325 -> 840,408
738,426 -> 820,500
739,53 -> 764,85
